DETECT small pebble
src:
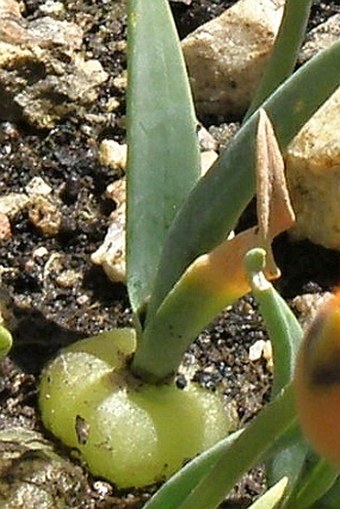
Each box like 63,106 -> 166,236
0,212 -> 11,240
32,246 -> 49,258
28,196 -> 62,236
98,140 -> 127,169
55,269 -> 81,288
25,177 -> 52,197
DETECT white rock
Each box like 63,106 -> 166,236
0,193 -> 30,217
249,339 -> 266,361
39,1 -> 65,16
249,339 -> 273,372
25,177 -> 52,197
181,0 -> 284,117
291,292 -> 332,329
91,179 -> 126,283
93,134 -> 218,282
98,140 -> 127,169
286,87 -> 340,250
299,14 -> 340,64
273,14 -> 340,252
33,246 -> 49,258
197,124 -> 218,151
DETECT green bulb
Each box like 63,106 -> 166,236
39,329 -> 231,488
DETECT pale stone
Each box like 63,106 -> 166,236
181,0 -> 284,117
92,135 -> 218,282
249,339 -> 273,371
98,140 -> 127,169
0,0 -> 107,128
299,14 -> 340,64
286,87 -> 340,250
55,269 -> 81,288
91,179 -> 126,283
249,339 -> 266,361
197,124 -> 218,151
28,195 -> 62,236
106,97 -> 120,112
33,246 -> 49,258
291,292 -> 332,329
113,71 -> 128,91
38,1 -> 65,16
0,212 -> 11,240
0,193 -> 30,217
25,177 -> 52,197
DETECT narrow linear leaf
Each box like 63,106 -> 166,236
245,253 -> 338,509
148,40 -> 340,319
284,456 -> 338,509
310,476 -> 340,509
145,383 -> 296,509
245,0 -> 313,120
142,430 -> 243,509
126,0 -> 200,313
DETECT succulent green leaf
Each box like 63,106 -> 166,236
142,430 -> 243,509
245,249 -> 307,499
284,456 -> 338,509
310,477 -> 340,509
268,432 -> 309,507
245,248 -> 303,397
147,40 -> 340,320
126,0 -> 200,313
245,0 -> 313,120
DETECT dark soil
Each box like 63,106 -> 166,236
0,1 -> 339,508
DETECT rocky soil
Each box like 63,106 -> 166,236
0,1 -> 339,508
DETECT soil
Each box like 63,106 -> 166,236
0,1 -> 340,508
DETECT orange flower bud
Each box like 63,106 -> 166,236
294,291 -> 340,464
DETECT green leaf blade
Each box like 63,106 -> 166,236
245,0 -> 313,120
245,248 -> 303,398
284,456 -> 338,509
127,0 -> 200,312
310,477 -> 340,509
147,40 -> 340,319
245,249 -> 308,499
